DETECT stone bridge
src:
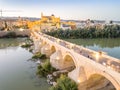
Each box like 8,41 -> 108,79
31,31 -> 120,90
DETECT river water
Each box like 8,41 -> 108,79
65,38 -> 120,59
0,38 -> 49,90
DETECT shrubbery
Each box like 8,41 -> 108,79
21,43 -> 32,48
32,52 -> 47,59
36,59 -> 56,77
45,25 -> 120,39
49,74 -> 78,90
21,38 -> 33,49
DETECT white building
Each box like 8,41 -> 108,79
60,24 -> 71,30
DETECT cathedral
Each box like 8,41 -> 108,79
28,13 -> 61,31
40,13 -> 61,29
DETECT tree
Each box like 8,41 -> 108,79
109,20 -> 113,24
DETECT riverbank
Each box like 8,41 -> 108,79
0,29 -> 30,38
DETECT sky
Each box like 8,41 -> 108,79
0,0 -> 120,20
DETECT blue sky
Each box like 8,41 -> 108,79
0,0 -> 120,20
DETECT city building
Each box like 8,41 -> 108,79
28,13 -> 60,31
28,13 -> 77,31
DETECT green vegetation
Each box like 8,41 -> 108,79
29,48 -> 33,52
21,43 -> 32,48
32,52 -> 47,59
21,38 -> 33,48
49,74 -> 78,90
36,59 -> 56,77
45,25 -> 120,39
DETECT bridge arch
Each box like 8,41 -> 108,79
50,45 -> 56,54
38,40 -> 47,47
86,72 -> 119,90
63,53 -> 77,70
42,41 -> 47,45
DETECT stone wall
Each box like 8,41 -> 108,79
0,29 -> 30,38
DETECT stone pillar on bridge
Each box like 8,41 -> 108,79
50,50 -> 64,70
32,36 -> 47,53
33,38 -> 41,53
68,66 -> 87,84
41,44 -> 52,57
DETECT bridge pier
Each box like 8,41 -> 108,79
50,50 -> 64,70
41,44 -> 52,57
33,38 -> 46,53
117,88 -> 120,90
33,38 -> 41,53
68,66 -> 87,83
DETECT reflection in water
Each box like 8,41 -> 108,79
65,38 -> 120,48
65,38 -> 120,59
0,38 -> 49,90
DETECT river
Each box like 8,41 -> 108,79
0,38 -> 49,90
65,38 -> 120,59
